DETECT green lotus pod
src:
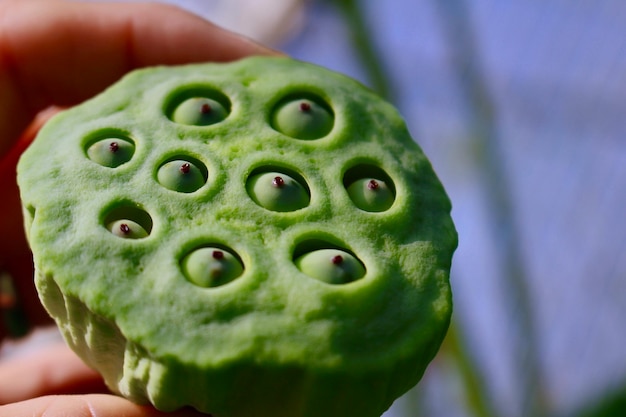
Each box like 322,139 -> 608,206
17,57 -> 457,417
271,97 -> 334,139
246,171 -> 309,212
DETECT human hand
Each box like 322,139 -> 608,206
0,0 -> 277,339
0,0 -> 276,414
0,331 -> 204,416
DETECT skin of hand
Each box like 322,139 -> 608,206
0,0 -> 278,415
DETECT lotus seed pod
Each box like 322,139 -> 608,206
172,97 -> 228,126
157,160 -> 206,193
271,98 -> 334,139
87,138 -> 134,167
347,178 -> 395,212
17,57 -> 457,417
181,247 -> 244,288
246,171 -> 309,212
295,248 -> 365,284
106,219 -> 149,239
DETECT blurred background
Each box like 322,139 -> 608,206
18,0 -> 626,416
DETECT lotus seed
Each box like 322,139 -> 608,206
271,98 -> 334,140
106,219 -> 148,239
347,178 -> 394,212
182,247 -> 244,288
246,171 -> 309,212
295,248 -> 366,285
87,138 -> 134,168
172,97 -> 228,126
157,160 -> 206,193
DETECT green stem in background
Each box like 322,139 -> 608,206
443,321 -> 498,417
331,0 -> 393,100
432,1 -> 549,416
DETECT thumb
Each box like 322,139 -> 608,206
0,394 -> 206,417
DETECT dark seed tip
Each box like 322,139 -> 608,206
119,223 -> 131,234
201,103 -> 212,114
367,179 -> 379,190
109,142 -> 119,153
212,250 -> 224,260
180,162 -> 191,174
299,102 -> 311,112
272,176 -> 285,188
331,255 -> 344,265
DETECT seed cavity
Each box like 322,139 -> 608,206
271,95 -> 334,140
157,157 -> 208,193
170,93 -> 230,126
343,164 -> 396,212
103,203 -> 152,239
347,178 -> 394,212
86,136 -> 135,168
107,220 -> 148,239
294,248 -> 366,285
181,246 -> 244,288
246,170 -> 310,212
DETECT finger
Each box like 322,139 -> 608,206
0,394 -> 206,417
0,0 -> 280,157
0,336 -> 105,404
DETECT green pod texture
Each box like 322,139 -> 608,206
17,57 -> 457,417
